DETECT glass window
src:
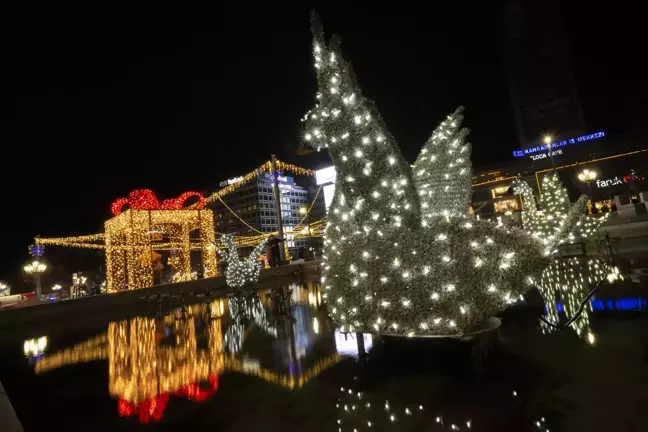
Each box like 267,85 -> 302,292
491,185 -> 511,198
493,198 -> 519,213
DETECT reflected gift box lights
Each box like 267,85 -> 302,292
31,285 -> 341,423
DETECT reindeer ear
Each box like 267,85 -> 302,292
413,107 -> 472,218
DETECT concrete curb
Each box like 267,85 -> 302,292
0,381 -> 23,432
0,261 -> 322,331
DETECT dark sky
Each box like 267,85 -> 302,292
1,1 -> 645,287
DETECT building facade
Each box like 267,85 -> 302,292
212,173 -> 315,253
500,0 -> 586,149
475,130 -> 648,222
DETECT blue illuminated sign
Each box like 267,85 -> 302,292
512,131 -> 605,158
590,297 -> 648,311
548,297 -> 648,314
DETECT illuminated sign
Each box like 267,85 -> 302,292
512,131 -> 605,158
263,173 -> 293,184
219,176 -> 243,187
315,166 -> 336,185
530,149 -> 563,161
596,173 -> 645,188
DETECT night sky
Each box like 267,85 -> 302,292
1,2 -> 645,288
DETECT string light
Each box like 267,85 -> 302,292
34,297 -> 341,423
538,257 -> 611,339
306,14 -> 549,337
335,385 -> 550,430
111,189 -> 206,216
36,233 -> 106,249
201,159 -> 316,206
105,208 -> 217,292
513,174 -> 608,245
219,234 -> 267,288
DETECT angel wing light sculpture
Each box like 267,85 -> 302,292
513,173 -> 609,245
302,14 -> 580,337
219,235 -> 267,288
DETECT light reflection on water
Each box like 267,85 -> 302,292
15,260 -> 648,430
538,257 -> 613,342
30,283 -> 342,424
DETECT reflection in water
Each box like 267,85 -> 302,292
538,257 -> 611,341
334,330 -> 373,358
225,293 -> 276,353
591,297 -> 648,311
31,284 -> 341,423
336,386 -> 550,431
23,336 -> 48,360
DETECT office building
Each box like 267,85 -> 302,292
211,173 -> 316,253
501,1 -> 586,149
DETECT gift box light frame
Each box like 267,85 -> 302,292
105,209 -> 218,292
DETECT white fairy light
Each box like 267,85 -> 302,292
305,17 -> 550,338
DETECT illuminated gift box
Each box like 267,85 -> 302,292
105,190 -> 218,292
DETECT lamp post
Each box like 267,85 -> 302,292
24,260 -> 47,301
578,169 -> 598,214
300,206 -> 313,260
543,135 -> 556,168
51,284 -> 62,300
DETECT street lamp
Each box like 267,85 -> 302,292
300,206 -> 313,260
543,135 -> 557,167
577,168 -> 597,183
578,169 -> 598,213
24,260 -> 47,301
51,284 -> 62,291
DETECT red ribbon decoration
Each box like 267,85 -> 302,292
117,375 -> 219,423
111,190 -> 206,216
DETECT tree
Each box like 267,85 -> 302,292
513,174 -> 608,245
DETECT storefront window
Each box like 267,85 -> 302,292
491,185 -> 511,198
494,198 -> 519,213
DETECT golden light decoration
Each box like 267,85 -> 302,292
202,159 -> 316,206
105,208 -> 218,292
34,296 -> 341,411
34,178 -> 328,291
538,257 -> 611,339
35,233 -> 106,249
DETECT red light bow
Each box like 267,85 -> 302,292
111,190 -> 206,216
118,375 -> 218,423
